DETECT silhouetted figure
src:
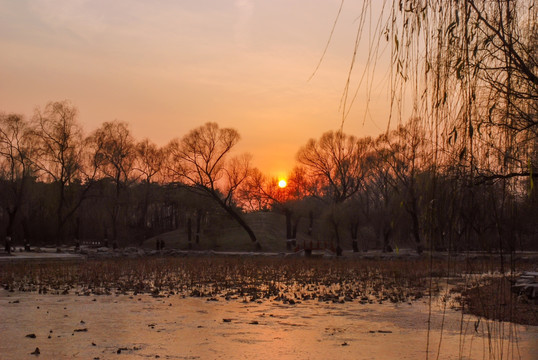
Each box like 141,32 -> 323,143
160,239 -> 165,250
24,240 -> 31,252
103,228 -> 109,248
156,238 -> 160,250
112,241 -> 118,250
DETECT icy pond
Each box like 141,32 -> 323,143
1,290 -> 537,359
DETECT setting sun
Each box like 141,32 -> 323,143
278,179 -> 287,188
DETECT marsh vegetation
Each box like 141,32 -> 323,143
1,256 -> 536,324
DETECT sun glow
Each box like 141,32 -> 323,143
278,179 -> 287,188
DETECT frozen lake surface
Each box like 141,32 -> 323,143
1,290 -> 537,359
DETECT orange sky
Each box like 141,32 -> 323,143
0,0 -> 403,178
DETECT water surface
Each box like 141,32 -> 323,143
1,290 -> 536,359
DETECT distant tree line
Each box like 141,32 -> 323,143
246,117 -> 537,255
1,98 -> 536,254
0,102 -> 252,250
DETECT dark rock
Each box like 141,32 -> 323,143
74,328 -> 88,332
222,318 -> 232,322
117,347 -> 130,354
26,333 -> 36,338
31,347 -> 40,355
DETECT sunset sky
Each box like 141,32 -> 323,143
0,0 -> 400,177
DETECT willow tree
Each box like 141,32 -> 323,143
327,0 -> 537,252
373,118 -> 432,253
165,122 -> 260,249
0,113 -> 36,246
133,138 -> 164,240
89,121 -> 136,244
32,101 -> 88,245
297,130 -> 372,254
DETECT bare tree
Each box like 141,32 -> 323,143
297,130 -> 371,203
32,101 -> 87,245
297,130 -> 372,254
134,138 -> 163,184
165,122 -> 260,248
368,148 -> 399,252
89,121 -> 136,244
374,119 -> 431,253
133,138 -> 164,240
0,113 -> 36,249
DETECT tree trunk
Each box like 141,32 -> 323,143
351,222 -> 359,252
285,208 -> 293,250
139,182 -> 151,240
195,210 -> 202,244
410,210 -> 422,254
383,225 -> 392,253
187,217 -> 192,249
5,208 -> 17,240
333,222 -> 342,256
307,211 -> 313,236
214,194 -> 258,247
292,217 -> 300,248
56,182 -> 65,247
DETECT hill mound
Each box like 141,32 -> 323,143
143,212 -> 308,252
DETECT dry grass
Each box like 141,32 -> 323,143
0,256 -> 523,305
2,256 -> 536,326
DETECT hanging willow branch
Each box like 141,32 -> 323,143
331,0 -> 536,183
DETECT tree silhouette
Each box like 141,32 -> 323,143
166,122 -> 260,248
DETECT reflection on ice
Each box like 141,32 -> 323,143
1,291 -> 536,359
